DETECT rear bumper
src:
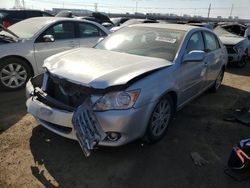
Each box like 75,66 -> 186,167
26,79 -> 156,147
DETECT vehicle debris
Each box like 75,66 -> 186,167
225,139 -> 250,181
190,152 -> 209,166
72,102 -> 106,157
223,108 -> 250,126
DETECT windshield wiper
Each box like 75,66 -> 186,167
0,24 -> 19,38
0,34 -> 17,42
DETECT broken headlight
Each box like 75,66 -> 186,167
93,90 -> 140,111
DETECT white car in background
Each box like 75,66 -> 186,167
0,17 -> 110,90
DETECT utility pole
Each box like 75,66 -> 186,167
22,0 -> 25,9
207,3 -> 211,20
94,3 -> 98,12
135,1 -> 138,13
13,0 -> 22,9
230,4 -> 234,18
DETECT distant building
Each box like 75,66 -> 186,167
183,14 -> 191,18
217,16 -> 222,19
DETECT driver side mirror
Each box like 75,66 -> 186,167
43,35 -> 55,42
183,50 -> 205,63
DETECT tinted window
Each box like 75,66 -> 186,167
78,23 -> 106,38
186,32 -> 205,53
45,22 -> 75,40
203,32 -> 219,52
95,27 -> 184,61
7,11 -> 25,20
25,11 -> 42,18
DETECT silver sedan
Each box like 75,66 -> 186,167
0,17 -> 110,90
26,24 -> 228,156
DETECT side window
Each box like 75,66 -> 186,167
203,32 -> 220,52
186,32 -> 205,53
45,22 -> 75,40
78,23 -> 106,38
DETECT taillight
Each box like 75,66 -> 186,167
3,20 -> 11,28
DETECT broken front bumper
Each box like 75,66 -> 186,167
26,78 -> 156,147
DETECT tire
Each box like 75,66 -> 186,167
237,55 -> 247,68
210,68 -> 224,93
0,57 -> 32,91
144,95 -> 174,143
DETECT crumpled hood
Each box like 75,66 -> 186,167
219,36 -> 245,45
44,48 -> 172,89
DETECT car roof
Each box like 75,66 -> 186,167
20,16 -> 98,25
129,23 -> 199,31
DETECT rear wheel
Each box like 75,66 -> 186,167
144,95 -> 174,143
237,55 -> 247,68
0,58 -> 32,91
210,68 -> 224,93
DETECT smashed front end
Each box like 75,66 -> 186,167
26,72 -> 107,156
26,71 -> 153,156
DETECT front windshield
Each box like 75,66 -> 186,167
0,18 -> 51,39
95,26 -> 184,61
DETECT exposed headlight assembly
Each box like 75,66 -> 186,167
93,90 -> 140,111
234,44 -> 245,55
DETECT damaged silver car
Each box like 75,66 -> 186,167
214,23 -> 250,68
26,24 -> 228,156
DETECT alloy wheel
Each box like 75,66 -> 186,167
215,70 -> 223,90
0,63 -> 27,89
151,99 -> 172,137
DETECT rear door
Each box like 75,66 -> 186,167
202,31 -> 222,88
179,31 -> 206,104
77,22 -> 108,47
33,21 -> 80,73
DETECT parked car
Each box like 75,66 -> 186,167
0,17 -> 110,90
110,17 -> 130,26
0,9 -> 52,28
187,22 -> 213,30
110,18 -> 159,32
214,23 -> 250,67
26,24 -> 227,156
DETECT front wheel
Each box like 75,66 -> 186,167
144,95 -> 174,143
0,58 -> 32,91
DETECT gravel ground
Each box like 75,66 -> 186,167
0,64 -> 250,188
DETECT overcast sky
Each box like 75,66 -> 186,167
1,0 -> 250,19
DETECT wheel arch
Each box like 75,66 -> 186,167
0,55 -> 34,76
159,90 -> 178,113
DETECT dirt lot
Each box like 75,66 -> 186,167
0,64 -> 250,188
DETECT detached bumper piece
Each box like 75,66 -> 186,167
72,104 -> 106,157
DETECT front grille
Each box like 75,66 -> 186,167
226,45 -> 237,54
45,73 -> 90,108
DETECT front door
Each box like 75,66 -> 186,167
33,21 -> 79,73
179,31 -> 207,105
